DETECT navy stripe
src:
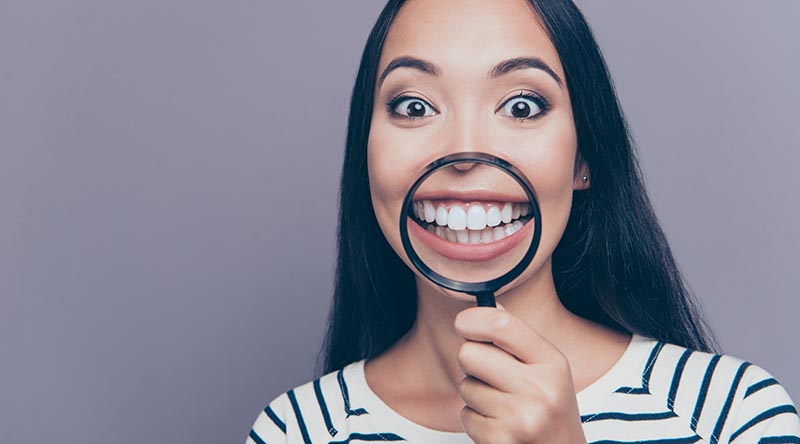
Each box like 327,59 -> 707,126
731,404 -> 799,442
668,349 -> 693,409
616,341 -> 665,395
581,410 -> 678,423
337,368 -> 369,417
249,429 -> 267,444
711,361 -> 752,444
287,389 -> 312,444
747,378 -> 779,399
690,354 -> 721,430
329,432 -> 406,443
313,378 -> 338,436
264,404 -> 286,433
759,436 -> 800,444
589,434 -> 702,444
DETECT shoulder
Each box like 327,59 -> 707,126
638,339 -> 799,444
245,360 -> 368,444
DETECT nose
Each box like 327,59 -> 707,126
441,107 -> 492,171
452,162 -> 476,172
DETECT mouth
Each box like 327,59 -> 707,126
408,196 -> 534,245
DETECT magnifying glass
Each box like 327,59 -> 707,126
399,152 -> 542,308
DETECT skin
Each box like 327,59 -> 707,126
365,0 -> 632,442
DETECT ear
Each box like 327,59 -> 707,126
573,150 -> 590,190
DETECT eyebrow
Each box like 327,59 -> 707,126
377,55 -> 563,90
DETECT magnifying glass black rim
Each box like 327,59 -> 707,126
399,152 -> 542,295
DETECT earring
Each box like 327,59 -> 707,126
582,175 -> 589,182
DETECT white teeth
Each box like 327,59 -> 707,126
480,228 -> 494,244
469,230 -> 482,244
435,205 -> 448,226
466,205 -> 487,230
493,226 -> 506,241
447,206 -> 467,230
415,200 -> 535,244
423,200 -> 436,223
501,203 -> 513,223
425,221 -> 529,243
486,205 -> 501,227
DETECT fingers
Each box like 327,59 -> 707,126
454,306 -> 564,365
458,375 -> 510,418
457,339 -> 526,394
460,404 -> 495,443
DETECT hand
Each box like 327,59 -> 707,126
453,302 -> 587,444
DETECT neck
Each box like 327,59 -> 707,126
387,258 -> 593,401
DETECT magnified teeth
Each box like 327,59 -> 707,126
447,206 -> 467,230
501,203 -> 513,223
418,215 -> 531,244
486,205 -> 502,227
468,230 -> 482,244
435,206 -> 448,225
466,205 -> 487,230
423,200 -> 436,223
411,200 -> 531,235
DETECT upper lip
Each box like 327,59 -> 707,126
412,189 -> 528,203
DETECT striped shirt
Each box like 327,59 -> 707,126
245,332 -> 800,444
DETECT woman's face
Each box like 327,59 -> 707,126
367,0 -> 588,301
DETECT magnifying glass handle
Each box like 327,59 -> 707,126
474,291 -> 497,307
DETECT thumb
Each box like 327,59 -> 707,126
496,301 -> 507,311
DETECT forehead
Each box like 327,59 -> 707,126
379,0 -> 564,80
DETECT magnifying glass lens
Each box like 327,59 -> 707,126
406,160 -> 537,285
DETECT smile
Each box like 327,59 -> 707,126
410,199 -> 534,245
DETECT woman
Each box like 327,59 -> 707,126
247,1 -> 799,443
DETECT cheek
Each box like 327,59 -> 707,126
367,127 -> 419,246
509,127 -> 578,256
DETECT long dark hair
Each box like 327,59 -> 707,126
316,0 -> 721,376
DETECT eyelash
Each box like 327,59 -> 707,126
385,90 -> 551,122
504,91 -> 551,122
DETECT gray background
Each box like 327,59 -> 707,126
1,1 -> 797,443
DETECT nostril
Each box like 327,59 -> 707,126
452,162 -> 477,172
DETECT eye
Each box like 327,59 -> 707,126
386,95 -> 438,120
497,92 -> 549,121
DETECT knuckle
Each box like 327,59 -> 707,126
514,411 -> 543,437
458,376 -> 471,396
459,404 -> 473,426
457,341 -> 478,365
492,312 -> 514,333
539,386 -> 564,414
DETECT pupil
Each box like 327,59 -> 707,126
407,102 -> 425,117
512,101 -> 530,118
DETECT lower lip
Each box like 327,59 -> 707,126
407,216 -> 534,262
